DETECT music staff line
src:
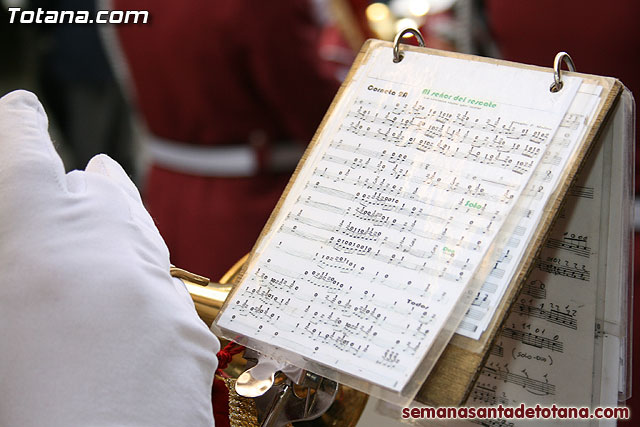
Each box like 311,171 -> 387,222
344,112 -> 548,160
281,215 -> 483,260
501,327 -> 564,353
522,280 -> 547,299
232,302 -> 407,364
544,233 -> 591,258
329,138 -> 520,189
472,385 -> 510,406
338,122 -> 539,176
349,100 -> 551,143
231,288 -> 446,362
307,180 -> 505,228
257,259 -> 451,313
514,303 -> 577,330
482,366 -> 555,396
297,193 -> 495,240
316,157 -> 515,206
536,259 -> 590,281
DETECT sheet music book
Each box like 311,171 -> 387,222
354,85 -> 633,427
462,88 -> 634,426
349,86 -> 633,427
212,39 -> 622,405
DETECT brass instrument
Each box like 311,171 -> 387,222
171,257 -> 369,427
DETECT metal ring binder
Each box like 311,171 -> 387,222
550,52 -> 576,92
393,28 -> 425,63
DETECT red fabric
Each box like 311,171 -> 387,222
216,342 -> 245,374
144,166 -> 291,280
114,0 -> 340,280
212,377 -> 231,427
115,0 -> 338,147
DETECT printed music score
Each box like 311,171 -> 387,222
457,83 -> 604,339
544,233 -> 591,258
522,280 -> 547,299
536,258 -> 590,282
215,46 -> 581,395
472,384 -> 510,406
500,327 -> 564,353
468,116 -> 605,424
482,363 -> 556,396
490,342 -> 504,357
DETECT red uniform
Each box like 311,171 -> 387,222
114,0 -> 340,281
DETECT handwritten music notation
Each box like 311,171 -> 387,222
536,258 -> 590,281
514,303 -> 578,330
544,232 -> 591,258
216,46 -> 580,393
522,280 -> 546,299
490,342 -> 504,357
481,365 -> 555,396
501,327 -> 564,353
472,384 -> 510,406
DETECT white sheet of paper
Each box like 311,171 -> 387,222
216,46 -> 581,392
457,83 -> 603,339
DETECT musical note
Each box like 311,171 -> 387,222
544,232 -> 591,258
490,343 -> 504,357
472,384 -> 510,406
482,366 -> 556,395
536,258 -> 590,281
522,280 -> 546,299
514,303 -> 577,330
501,327 -> 564,353
456,97 -> 595,338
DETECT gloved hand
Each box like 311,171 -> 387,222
0,90 -> 219,426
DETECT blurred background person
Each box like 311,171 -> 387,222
0,0 -> 136,176
109,0 -> 341,282
36,0 -> 135,175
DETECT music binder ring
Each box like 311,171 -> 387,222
550,51 -> 576,92
392,28 -> 425,63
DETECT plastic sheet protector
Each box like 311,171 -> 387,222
213,41 -> 582,405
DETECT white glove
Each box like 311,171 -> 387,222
0,90 -> 219,427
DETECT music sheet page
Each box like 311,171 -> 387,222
457,83 -> 604,339
467,118 -> 608,426
215,45 -> 581,393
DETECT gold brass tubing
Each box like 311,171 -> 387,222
170,267 -> 234,325
186,281 -> 233,325
170,266 -> 211,287
219,253 -> 250,285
